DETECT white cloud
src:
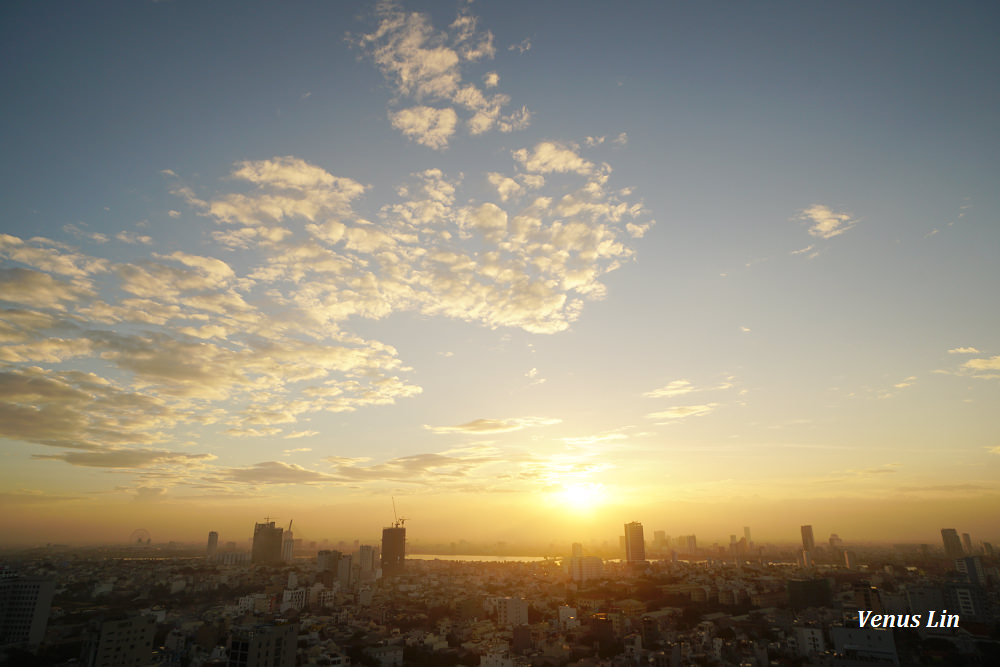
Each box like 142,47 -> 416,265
644,378 -> 733,398
646,404 -> 717,422
487,172 -> 522,202
356,2 -> 528,144
964,356 -> 1000,372
643,380 -> 695,398
797,204 -> 858,240
426,417 -> 560,434
116,231 -> 153,245
948,346 -> 979,354
513,142 -> 594,175
508,38 -> 531,54
390,106 -> 458,149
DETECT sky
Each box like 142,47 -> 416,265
1,0 -> 998,550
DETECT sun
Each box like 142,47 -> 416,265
553,482 -> 606,513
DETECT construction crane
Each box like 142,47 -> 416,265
392,496 -> 408,528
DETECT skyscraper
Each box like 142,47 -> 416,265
941,529 -> 964,559
381,526 -> 405,576
252,520 -> 283,564
0,573 -> 55,648
359,545 -> 376,573
206,531 -> 219,559
624,522 -> 646,563
743,526 -> 751,545
801,525 -> 815,552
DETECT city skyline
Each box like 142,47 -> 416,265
1,1 -> 999,547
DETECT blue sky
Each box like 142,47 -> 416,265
1,0 -> 998,547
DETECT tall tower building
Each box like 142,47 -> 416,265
960,533 -> 973,555
206,531 -> 219,559
0,573 -> 55,648
359,545 -> 376,573
801,525 -> 815,552
381,526 -> 405,576
743,526 -> 751,545
624,522 -> 646,563
941,529 -> 964,559
252,520 -> 283,564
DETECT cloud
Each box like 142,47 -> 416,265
133,487 -> 167,503
508,38 -> 531,54
948,346 -> 980,354
214,461 -> 340,485
116,231 -> 153,245
643,378 -> 733,399
513,142 -> 594,175
0,235 -> 108,277
426,417 -> 560,434
390,106 -> 458,149
283,431 -> 318,440
797,205 -> 858,240
0,139 -> 650,478
646,404 -> 717,422
963,355 -> 1000,372
643,380 -> 695,398
355,2 -> 527,145
0,366 -> 180,451
0,490 -> 86,505
34,448 -> 214,469
0,268 -> 93,309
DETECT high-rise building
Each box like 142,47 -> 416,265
941,529 -> 964,559
359,545 -> 376,573
317,550 -> 340,573
252,520 -> 283,564
568,556 -> 603,582
81,615 -> 155,667
743,526 -> 751,545
624,522 -> 646,563
281,532 -> 295,563
495,597 -> 529,628
0,573 -> 55,648
227,622 -> 296,667
955,556 -> 986,586
571,542 -> 583,558
961,533 -> 973,555
801,525 -> 815,553
206,531 -> 219,559
381,526 -> 405,576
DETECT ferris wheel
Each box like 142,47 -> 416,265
128,528 -> 151,546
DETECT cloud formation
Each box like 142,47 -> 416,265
797,205 -> 858,240
355,1 -> 530,147
646,404 -> 717,422
426,417 -> 561,435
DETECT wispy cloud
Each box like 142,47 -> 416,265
426,417 -> 560,434
646,403 -> 717,422
796,204 -> 858,240
643,378 -> 733,399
